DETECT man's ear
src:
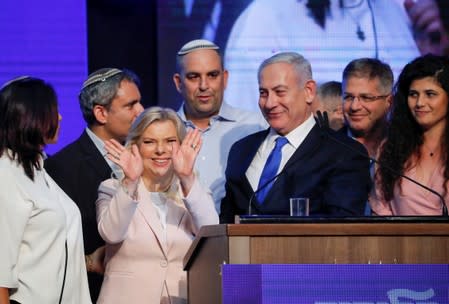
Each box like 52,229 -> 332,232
93,104 -> 108,125
304,79 -> 317,104
173,73 -> 183,93
386,94 -> 393,108
223,69 -> 229,89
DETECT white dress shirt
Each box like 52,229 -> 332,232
246,114 -> 316,191
0,152 -> 91,303
178,102 -> 267,212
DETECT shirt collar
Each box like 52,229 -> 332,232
177,101 -> 237,123
85,127 -> 107,156
267,114 -> 316,149
86,127 -> 121,171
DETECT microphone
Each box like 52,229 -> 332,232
316,110 -> 448,217
248,166 -> 287,216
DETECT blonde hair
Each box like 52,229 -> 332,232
126,106 -> 189,204
126,106 -> 186,147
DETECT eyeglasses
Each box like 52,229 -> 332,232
343,94 -> 390,103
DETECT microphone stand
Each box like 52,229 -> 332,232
248,169 -> 286,216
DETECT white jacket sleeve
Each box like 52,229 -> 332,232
0,170 -> 32,287
96,178 -> 139,244
181,177 -> 219,232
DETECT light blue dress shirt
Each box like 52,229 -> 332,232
178,102 -> 267,212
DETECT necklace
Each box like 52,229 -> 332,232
422,145 -> 438,157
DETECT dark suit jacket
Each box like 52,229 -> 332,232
219,125 -> 371,223
44,130 -> 111,302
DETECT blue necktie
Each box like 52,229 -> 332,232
256,136 -> 289,204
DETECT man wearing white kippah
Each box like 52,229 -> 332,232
173,39 -> 267,212
45,68 -> 144,302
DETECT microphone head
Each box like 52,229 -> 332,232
315,110 -> 329,129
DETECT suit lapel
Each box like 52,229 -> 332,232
263,125 -> 324,205
283,125 -> 323,168
78,131 -> 111,179
136,182 -> 169,256
241,130 -> 270,213
165,198 -> 187,253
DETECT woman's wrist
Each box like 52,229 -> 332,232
121,177 -> 139,200
179,174 -> 195,197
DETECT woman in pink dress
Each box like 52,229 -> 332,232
370,54 -> 449,215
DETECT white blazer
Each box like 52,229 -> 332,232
96,177 -> 218,304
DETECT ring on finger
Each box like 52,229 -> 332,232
191,144 -> 196,149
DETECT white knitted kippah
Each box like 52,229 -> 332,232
81,68 -> 122,90
177,39 -> 219,56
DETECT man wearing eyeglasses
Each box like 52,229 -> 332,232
44,68 -> 144,302
342,58 -> 393,215
342,58 -> 393,158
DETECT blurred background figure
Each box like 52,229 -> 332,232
223,0 -> 448,112
371,54 -> 449,215
0,77 -> 91,303
96,107 -> 218,304
314,81 -> 344,131
404,0 -> 449,56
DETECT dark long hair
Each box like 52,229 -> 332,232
378,54 -> 449,201
0,77 -> 59,180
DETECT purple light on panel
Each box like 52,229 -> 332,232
222,264 -> 449,304
0,0 -> 87,154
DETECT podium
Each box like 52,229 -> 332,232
183,218 -> 449,304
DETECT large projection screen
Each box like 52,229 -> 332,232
0,0 -> 87,155
157,0 -> 447,111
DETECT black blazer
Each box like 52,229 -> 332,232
219,125 -> 371,223
44,130 -> 111,302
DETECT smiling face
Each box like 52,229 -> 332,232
342,76 -> 392,137
258,62 -> 315,135
408,76 -> 449,132
138,120 -> 179,183
173,49 -> 228,120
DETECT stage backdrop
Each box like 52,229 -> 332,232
156,0 -> 449,111
2,0 -> 448,153
0,0 -> 87,155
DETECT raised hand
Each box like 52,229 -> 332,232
105,139 -> 143,182
171,128 -> 202,194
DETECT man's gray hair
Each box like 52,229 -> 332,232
78,68 -> 140,126
342,58 -> 394,94
258,52 -> 313,85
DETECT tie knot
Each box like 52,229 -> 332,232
274,136 -> 288,150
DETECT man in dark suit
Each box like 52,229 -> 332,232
219,52 -> 371,223
44,68 -> 144,302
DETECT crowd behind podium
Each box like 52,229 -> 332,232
2,4 -> 449,301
